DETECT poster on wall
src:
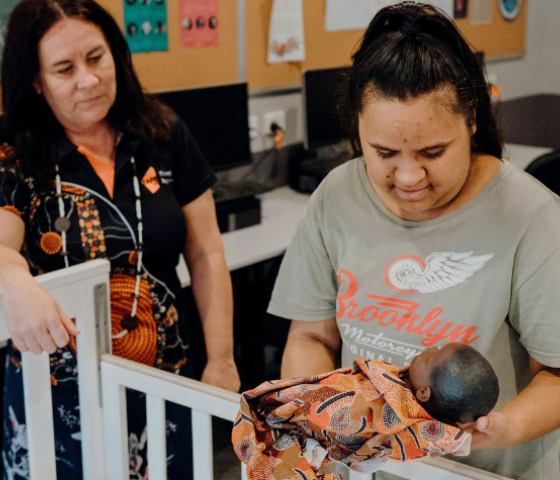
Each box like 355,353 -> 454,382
180,0 -> 219,48
499,0 -> 522,21
325,0 -> 454,32
470,0 -> 493,25
124,0 -> 169,54
325,0 -> 377,32
454,0 -> 469,19
0,0 -> 19,64
267,0 -> 305,64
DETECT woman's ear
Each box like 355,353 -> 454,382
415,385 -> 432,403
469,112 -> 477,137
32,77 -> 42,95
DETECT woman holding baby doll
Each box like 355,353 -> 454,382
0,0 -> 239,478
268,2 -> 560,479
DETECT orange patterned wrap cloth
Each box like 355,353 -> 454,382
232,359 -> 471,480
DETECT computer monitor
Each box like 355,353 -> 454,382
303,66 -> 351,151
155,83 -> 251,172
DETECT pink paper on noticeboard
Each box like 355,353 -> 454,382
180,0 -> 219,48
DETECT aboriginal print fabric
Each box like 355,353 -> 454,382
0,118 -> 216,480
232,359 -> 470,480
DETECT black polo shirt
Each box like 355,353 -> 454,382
0,117 -> 216,370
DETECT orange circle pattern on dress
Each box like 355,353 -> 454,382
1,205 -> 21,218
110,273 -> 157,366
40,232 -> 63,254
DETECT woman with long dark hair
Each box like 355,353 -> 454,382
0,0 -> 239,478
269,3 -> 560,479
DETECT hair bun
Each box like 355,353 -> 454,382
399,20 -> 420,36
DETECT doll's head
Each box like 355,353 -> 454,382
407,343 -> 499,425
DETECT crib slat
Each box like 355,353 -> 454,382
348,471 -> 373,480
241,462 -> 248,480
22,352 -> 57,480
102,363 -> 129,480
383,459 -> 501,480
147,394 -> 167,480
192,410 -> 213,480
76,303 -> 108,480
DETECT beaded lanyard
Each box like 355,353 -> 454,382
54,157 -> 144,332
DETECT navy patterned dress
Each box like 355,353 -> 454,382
0,118 -> 216,480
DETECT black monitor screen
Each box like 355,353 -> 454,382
155,83 -> 251,172
304,67 -> 351,150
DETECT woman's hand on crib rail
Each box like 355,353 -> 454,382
0,211 -> 80,354
2,272 -> 80,355
201,358 -> 241,392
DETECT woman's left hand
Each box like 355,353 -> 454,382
201,358 -> 241,393
462,412 -> 515,450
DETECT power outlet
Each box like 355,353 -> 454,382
487,73 -> 498,86
249,115 -> 259,140
263,110 -> 286,134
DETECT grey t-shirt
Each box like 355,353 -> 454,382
268,158 -> 560,480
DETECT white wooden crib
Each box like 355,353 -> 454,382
0,260 -> 512,480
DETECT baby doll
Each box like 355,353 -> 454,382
232,343 -> 499,480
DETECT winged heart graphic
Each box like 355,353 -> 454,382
383,252 -> 495,295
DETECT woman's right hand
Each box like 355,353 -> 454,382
2,276 -> 80,355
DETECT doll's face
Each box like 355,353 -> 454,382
408,343 -> 464,402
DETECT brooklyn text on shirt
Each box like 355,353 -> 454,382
336,251 -> 495,353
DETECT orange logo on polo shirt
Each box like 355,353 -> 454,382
141,166 -> 160,194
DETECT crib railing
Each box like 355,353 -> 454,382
1,260 -> 513,480
100,353 -> 513,480
0,259 -> 111,480
100,354 -> 246,480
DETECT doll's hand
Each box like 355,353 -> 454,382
201,358 -> 241,393
462,412 -> 515,451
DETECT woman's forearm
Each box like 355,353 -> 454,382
281,318 -> 341,379
499,367 -> 560,446
281,336 -> 338,379
0,244 -> 32,296
187,250 -> 234,362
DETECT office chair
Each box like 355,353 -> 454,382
524,150 -> 560,195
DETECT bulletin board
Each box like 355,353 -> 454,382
246,0 -> 365,90
245,0 -> 527,91
97,0 -> 238,93
454,1 -> 527,59
0,0 -> 528,99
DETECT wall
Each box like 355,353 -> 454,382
97,0 -> 239,92
542,0 -> 560,94
485,0 -> 555,100
250,0 -> 560,152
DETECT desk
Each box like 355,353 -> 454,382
177,187 -> 310,287
177,143 -> 552,287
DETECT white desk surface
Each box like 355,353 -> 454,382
177,143 -> 553,288
177,186 -> 310,287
